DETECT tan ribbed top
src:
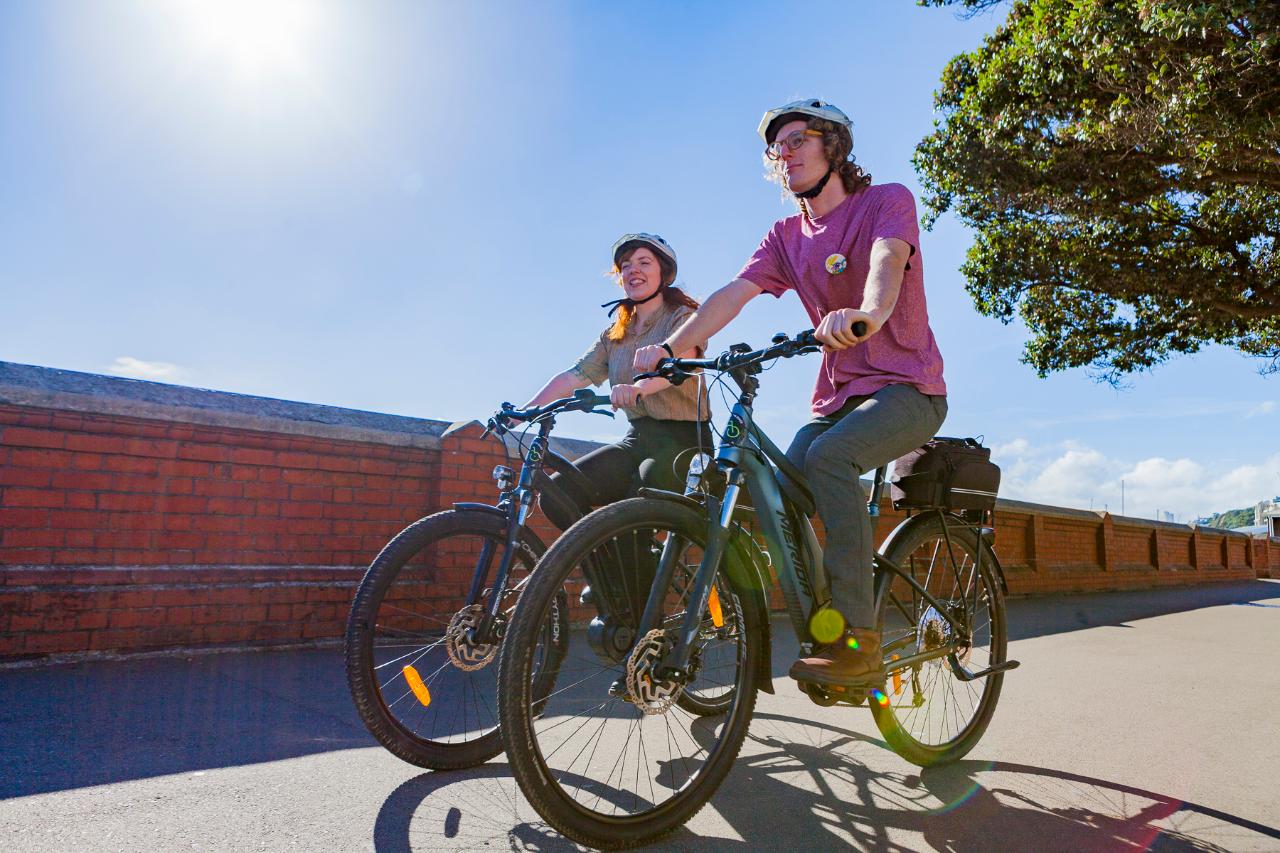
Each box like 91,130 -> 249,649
570,303 -> 711,422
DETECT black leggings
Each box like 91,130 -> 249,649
543,417 -> 714,529
544,418 -> 713,624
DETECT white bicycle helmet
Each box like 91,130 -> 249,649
611,232 -> 678,277
757,98 -> 854,143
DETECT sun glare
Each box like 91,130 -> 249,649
175,0 -> 317,80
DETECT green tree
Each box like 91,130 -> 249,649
916,0 -> 1280,381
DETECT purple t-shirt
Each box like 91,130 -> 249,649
737,183 -> 947,415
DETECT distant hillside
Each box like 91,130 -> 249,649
1204,508 -> 1254,529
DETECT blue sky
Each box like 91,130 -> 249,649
2,0 -> 1276,522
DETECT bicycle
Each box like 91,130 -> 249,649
496,329 -> 1021,849
344,389 -> 614,770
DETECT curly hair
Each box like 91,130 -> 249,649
606,246 -> 699,342
763,115 -> 872,214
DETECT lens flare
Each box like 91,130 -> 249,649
809,607 -> 846,644
846,636 -> 859,650
871,688 -> 889,707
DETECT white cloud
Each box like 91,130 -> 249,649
105,356 -> 191,383
991,438 -> 1280,522
1247,400 -> 1277,418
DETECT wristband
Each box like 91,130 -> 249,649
659,342 -> 675,358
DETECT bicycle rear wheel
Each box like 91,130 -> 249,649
498,498 -> 760,850
345,508 -> 567,769
870,512 -> 1007,767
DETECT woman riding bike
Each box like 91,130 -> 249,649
523,233 -> 713,612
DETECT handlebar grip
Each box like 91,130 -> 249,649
798,322 -> 867,347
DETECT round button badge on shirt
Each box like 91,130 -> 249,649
825,253 -> 847,274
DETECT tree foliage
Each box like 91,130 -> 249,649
916,1 -> 1280,380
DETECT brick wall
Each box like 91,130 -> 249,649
1,361 -> 1273,663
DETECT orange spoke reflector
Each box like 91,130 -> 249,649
708,585 -> 724,628
891,655 -> 903,695
403,665 -> 432,707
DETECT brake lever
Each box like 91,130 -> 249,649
588,408 -> 615,418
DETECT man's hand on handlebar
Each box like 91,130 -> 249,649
633,344 -> 668,375
814,309 -> 877,351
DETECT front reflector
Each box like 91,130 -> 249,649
708,586 -> 724,628
403,665 -> 432,707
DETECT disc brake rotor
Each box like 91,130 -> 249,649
625,628 -> 684,715
446,604 -> 498,671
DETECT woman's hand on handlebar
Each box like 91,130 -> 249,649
814,309 -> 877,351
609,384 -> 642,410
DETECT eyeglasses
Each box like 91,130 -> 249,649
765,129 -> 822,161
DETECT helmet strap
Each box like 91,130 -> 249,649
602,284 -> 666,317
794,167 -> 833,200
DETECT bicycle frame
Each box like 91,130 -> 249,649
638,369 -> 985,683
454,402 -> 609,643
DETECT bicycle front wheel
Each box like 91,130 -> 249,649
871,512 -> 1007,767
345,508 -> 567,770
498,498 -> 760,850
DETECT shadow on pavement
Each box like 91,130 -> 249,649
0,647 -> 372,799
373,712 -> 1280,852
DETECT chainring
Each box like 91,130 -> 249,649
625,628 -> 684,715
445,604 -> 498,671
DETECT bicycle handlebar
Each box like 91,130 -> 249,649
485,389 -> 614,436
632,324 -> 866,384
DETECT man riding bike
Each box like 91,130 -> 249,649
634,99 -> 948,689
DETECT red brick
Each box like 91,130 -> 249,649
358,458 -> 398,476
280,469 -> 329,486
155,460 -> 214,478
70,453 -> 105,471
123,438 -> 178,458
64,434 -> 128,454
0,427 -> 67,450
229,447 -> 276,466
289,485 -> 332,502
101,455 -> 161,475
228,465 -> 260,482
1,465 -> 56,493
243,483 -> 290,500
96,493 -> 159,512
51,549 -> 115,565
3,529 -> 65,548
205,497 -> 256,515
50,470 -> 113,491
177,443 -> 229,463
192,480 -> 243,498
281,503 -> 325,519
3,488 -> 65,508
94,530 -> 152,549
106,511 -> 166,531
278,451 -> 320,469
157,495 -> 207,514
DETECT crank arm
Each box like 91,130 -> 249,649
949,659 -> 1021,682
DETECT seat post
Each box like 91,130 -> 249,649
868,465 -> 887,518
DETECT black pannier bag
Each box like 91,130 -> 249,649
890,437 -> 1001,512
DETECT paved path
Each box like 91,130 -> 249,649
3,580 -> 1279,851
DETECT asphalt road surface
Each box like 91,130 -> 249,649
3,580 -> 1279,851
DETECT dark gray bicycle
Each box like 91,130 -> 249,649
344,390 -> 614,769
497,329 -> 1020,849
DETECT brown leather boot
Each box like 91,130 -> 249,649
789,628 -> 884,687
